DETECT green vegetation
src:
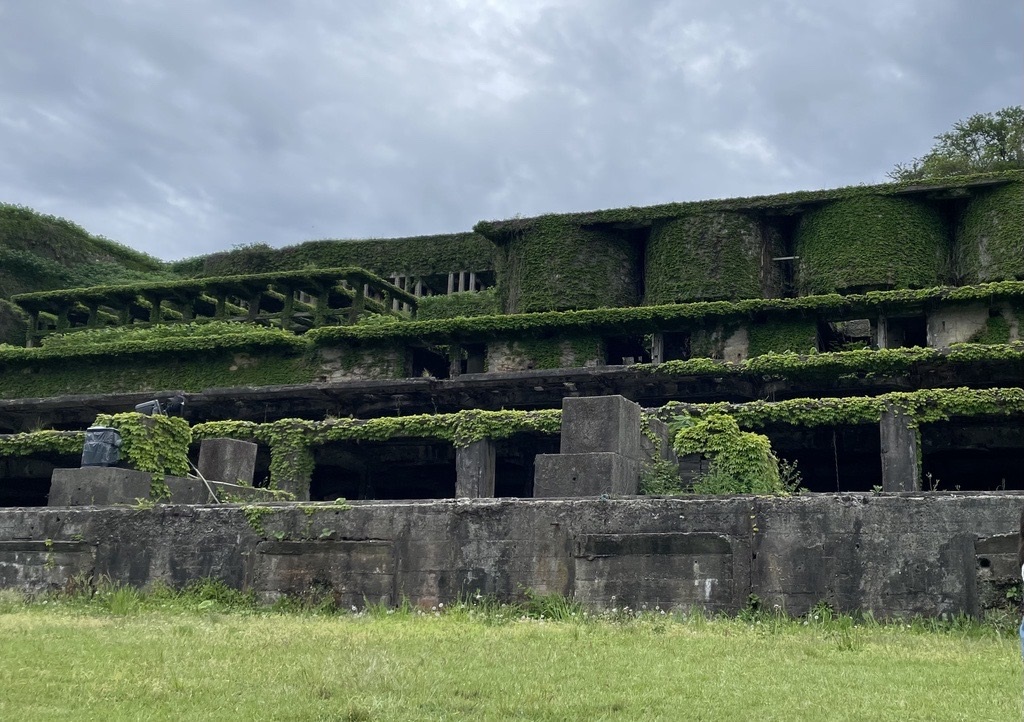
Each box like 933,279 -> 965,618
674,415 -> 783,494
0,587 -> 1017,721
93,413 -> 191,484
795,196 -> 946,294
644,212 -> 780,303
0,204 -> 168,298
746,318 -> 818,357
493,217 -> 640,313
958,182 -> 1024,282
663,386 -> 1024,430
174,232 -> 495,279
306,280 -> 1024,346
0,430 -> 84,458
476,170 -> 1022,238
416,288 -> 500,320
888,106 -> 1024,181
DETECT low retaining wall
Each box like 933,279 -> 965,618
0,493 -> 1019,617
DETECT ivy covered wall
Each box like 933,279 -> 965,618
493,218 -> 641,313
796,196 -> 947,295
175,233 -> 497,279
644,212 -> 783,304
747,318 -> 819,357
957,182 -> 1024,283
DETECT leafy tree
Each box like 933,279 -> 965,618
887,106 -> 1024,181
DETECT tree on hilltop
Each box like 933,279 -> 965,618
887,106 -> 1024,181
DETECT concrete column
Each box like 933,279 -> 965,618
448,344 -> 463,378
650,333 -> 664,365
875,315 -> 889,349
270,446 -> 313,501
456,440 -> 495,498
880,403 -> 919,492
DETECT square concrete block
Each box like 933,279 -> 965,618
48,467 -> 213,506
534,452 -> 639,497
198,438 -> 257,486
560,395 -> 643,461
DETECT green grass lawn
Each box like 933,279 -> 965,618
0,588 -> 1019,721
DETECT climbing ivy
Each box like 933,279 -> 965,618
674,414 -> 783,494
416,289 -> 500,321
644,213 -> 780,304
658,386 -> 1024,430
746,318 -> 818,357
0,430 -> 84,457
494,217 -> 640,313
795,196 -> 947,294
93,412 -> 191,481
958,183 -> 1024,282
193,409 -> 562,488
177,233 -> 496,279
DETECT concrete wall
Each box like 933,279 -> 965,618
1,492 -> 1020,618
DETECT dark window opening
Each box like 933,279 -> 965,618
765,425 -> 881,492
410,346 -> 449,379
461,343 -> 487,375
494,434 -> 559,497
310,439 -> 456,501
662,331 -> 691,362
0,452 -> 79,506
921,420 -> 1024,491
603,335 -> 651,366
885,315 -> 928,349
819,318 -> 872,352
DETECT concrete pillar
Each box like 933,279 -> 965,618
448,344 -> 463,378
455,440 -> 495,498
875,315 -> 888,349
270,446 -> 313,501
880,403 -> 919,492
650,333 -> 665,365
197,438 -> 257,486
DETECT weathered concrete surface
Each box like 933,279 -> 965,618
48,468 -> 214,506
455,440 -> 495,498
926,303 -> 988,348
533,453 -> 640,497
879,405 -> 919,492
560,395 -> 643,460
6,493 -> 1021,617
198,438 -> 257,486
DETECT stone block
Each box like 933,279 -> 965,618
533,452 -> 639,497
198,438 -> 257,486
560,395 -> 643,461
455,439 -> 495,498
48,467 -> 213,506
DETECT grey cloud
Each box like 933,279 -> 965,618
0,0 -> 1019,260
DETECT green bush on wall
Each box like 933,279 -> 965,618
644,213 -> 782,304
494,217 -> 641,313
747,318 -> 818,357
416,289 -> 500,321
179,233 -> 497,280
957,183 -> 1024,283
796,196 -> 947,295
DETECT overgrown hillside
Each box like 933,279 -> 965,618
0,204 -> 173,345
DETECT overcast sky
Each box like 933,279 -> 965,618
0,1 -> 1020,262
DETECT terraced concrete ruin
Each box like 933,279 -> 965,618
1,170 -> 1022,616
